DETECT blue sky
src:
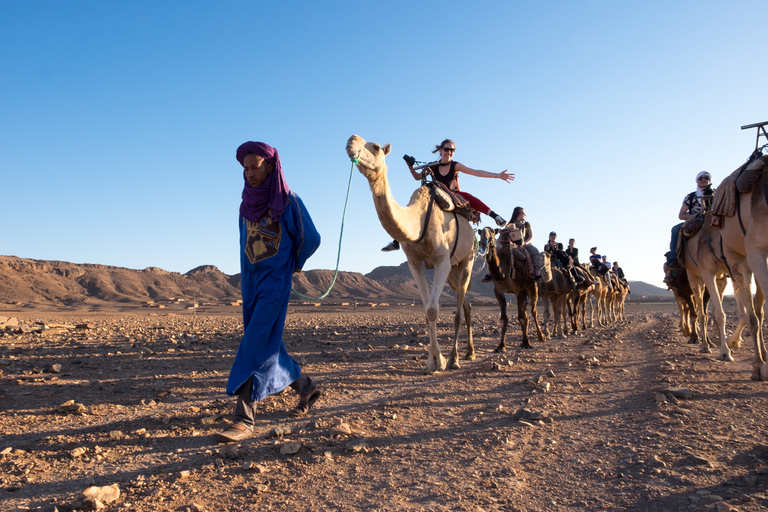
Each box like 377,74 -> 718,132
1,1 -> 765,289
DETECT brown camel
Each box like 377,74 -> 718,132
478,227 -> 546,350
664,263 -> 703,343
586,266 -> 611,327
606,273 -> 628,323
346,135 -> 475,373
565,265 -> 594,333
714,150 -> 768,378
539,252 -> 573,338
677,213 -> 736,359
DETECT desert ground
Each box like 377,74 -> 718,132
2,300 -> 768,512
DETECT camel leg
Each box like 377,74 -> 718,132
690,280 -> 710,354
447,262 -> 472,370
753,283 -> 768,380
494,287 -> 509,353
408,261 -> 446,374
462,299 -> 475,360
517,293 -> 531,349
702,273 -> 730,362
730,265 -> 766,379
553,296 -> 563,338
684,295 -> 698,344
566,292 -> 581,334
528,286 -> 547,343
541,295 -> 552,339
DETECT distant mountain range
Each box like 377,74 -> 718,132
0,255 -> 672,307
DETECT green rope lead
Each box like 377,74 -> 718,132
291,160 -> 356,300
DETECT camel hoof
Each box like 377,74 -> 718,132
687,338 -> 698,345
699,346 -> 712,354
450,361 -> 460,370
494,347 -> 506,354
717,353 -> 734,362
751,371 -> 762,381
464,353 -> 476,361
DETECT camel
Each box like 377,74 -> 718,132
346,135 -> 476,374
677,213 -> 736,359
478,227 -> 546,350
606,273 -> 629,322
586,267 -> 611,327
539,252 -> 573,338
714,150 -> 768,378
664,263 -> 701,342
565,265 -> 595,333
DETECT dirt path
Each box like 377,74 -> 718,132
2,303 -> 768,511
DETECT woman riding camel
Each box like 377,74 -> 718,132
499,206 -> 542,282
382,138 -> 514,251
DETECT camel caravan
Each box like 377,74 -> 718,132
662,121 -> 768,381
346,135 -> 630,375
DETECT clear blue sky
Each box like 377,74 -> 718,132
2,1 -> 765,289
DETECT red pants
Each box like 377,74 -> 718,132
455,191 -> 492,216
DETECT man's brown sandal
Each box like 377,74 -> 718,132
289,389 -> 321,417
212,422 -> 252,443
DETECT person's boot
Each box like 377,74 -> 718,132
488,210 -> 506,227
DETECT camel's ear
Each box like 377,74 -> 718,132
382,143 -> 391,155
494,228 -> 499,235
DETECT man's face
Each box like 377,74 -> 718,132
243,154 -> 274,188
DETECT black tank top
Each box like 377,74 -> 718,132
428,161 -> 459,191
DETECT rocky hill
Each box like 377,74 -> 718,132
0,255 -> 671,307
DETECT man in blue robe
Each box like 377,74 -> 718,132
213,141 -> 321,443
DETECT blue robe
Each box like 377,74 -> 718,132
226,192 -> 321,401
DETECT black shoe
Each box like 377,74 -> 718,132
382,240 -> 400,252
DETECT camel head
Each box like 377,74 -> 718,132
477,227 -> 498,256
540,251 -> 553,282
346,135 -> 391,183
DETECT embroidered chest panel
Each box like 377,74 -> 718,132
245,216 -> 281,264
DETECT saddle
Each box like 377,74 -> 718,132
711,151 -> 766,218
736,152 -> 766,194
682,212 -> 705,238
427,181 -> 481,224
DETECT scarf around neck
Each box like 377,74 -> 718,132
236,141 -> 290,223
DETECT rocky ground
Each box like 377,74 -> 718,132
2,301 -> 768,512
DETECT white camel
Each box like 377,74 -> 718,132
346,135 -> 476,373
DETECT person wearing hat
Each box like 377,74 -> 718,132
544,231 -> 577,290
213,141 -> 322,444
664,171 -> 714,283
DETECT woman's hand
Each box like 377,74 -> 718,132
497,170 -> 514,182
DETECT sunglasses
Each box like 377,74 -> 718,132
442,147 -> 455,153
697,176 -> 711,181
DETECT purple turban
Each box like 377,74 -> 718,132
236,141 -> 290,223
